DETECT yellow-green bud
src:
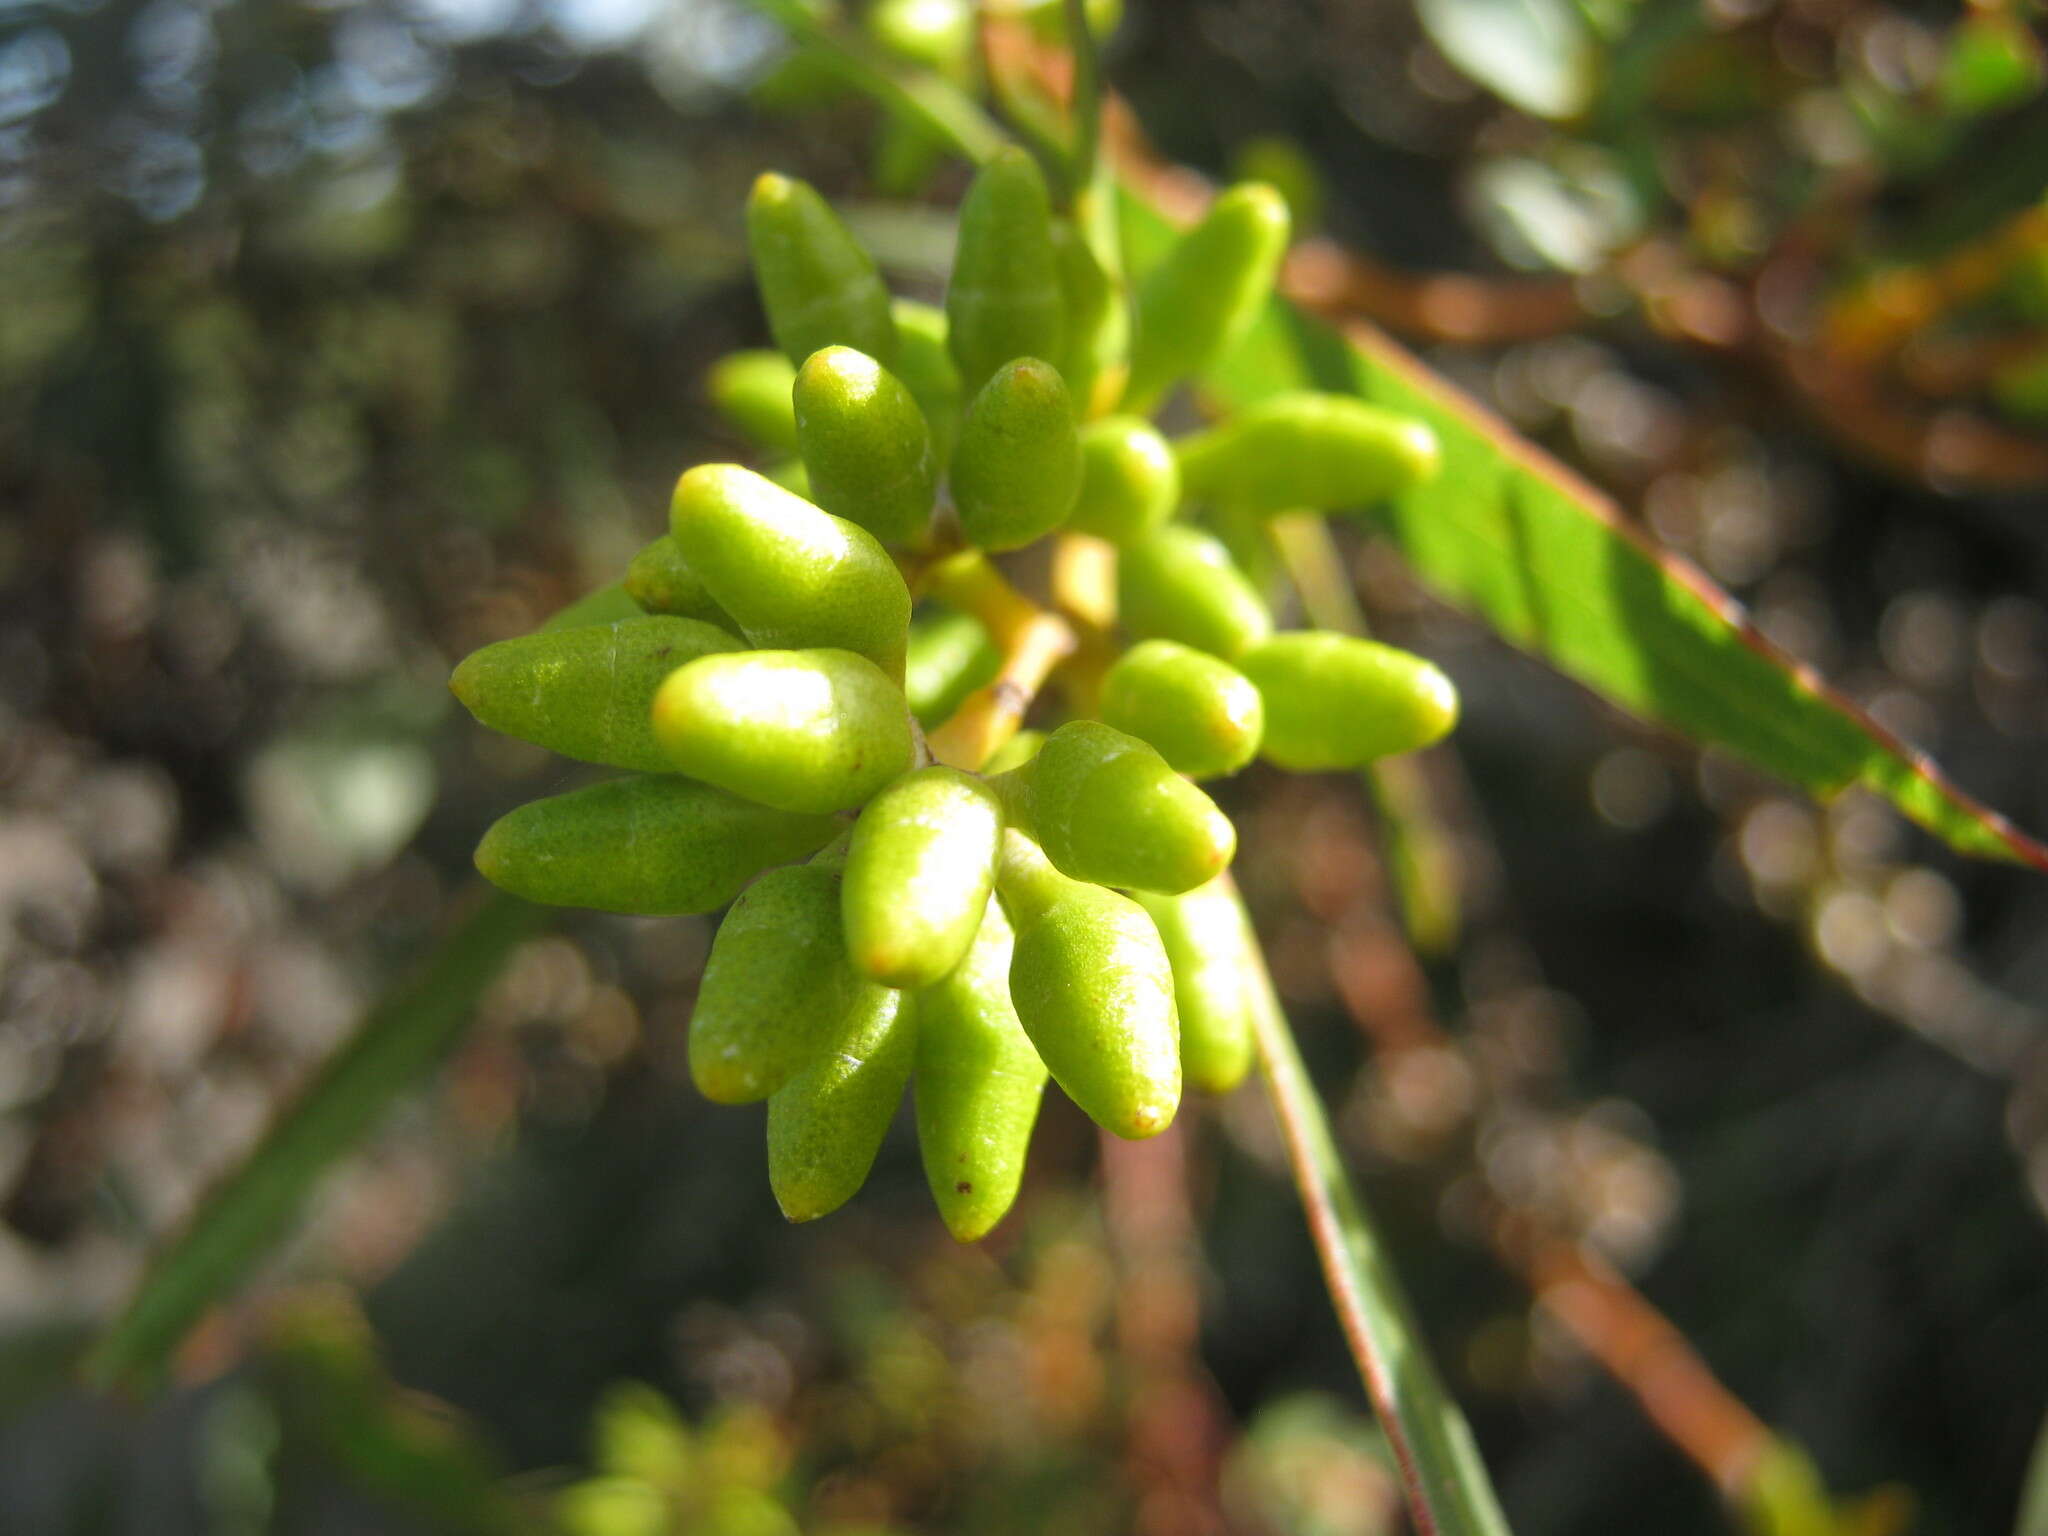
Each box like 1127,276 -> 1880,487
914,899 -> 1047,1241
1067,415 -> 1179,545
1010,719 -> 1235,894
843,766 -> 1003,988
951,358 -> 1081,552
691,862 -> 867,1104
651,647 -> 915,815
997,831 -> 1179,1140
1099,639 -> 1263,780
746,172 -> 896,368
1122,183 -> 1290,414
669,463 -> 911,680
622,536 -> 737,630
707,349 -> 799,454
890,298 -> 964,464
792,345 -> 937,546
1175,392 -> 1440,514
945,146 -> 1066,398
1116,524 -> 1273,660
767,986 -> 916,1221
904,609 -> 1000,728
450,615 -> 743,773
1239,631 -> 1459,769
1134,879 -> 1257,1094
474,776 -> 837,915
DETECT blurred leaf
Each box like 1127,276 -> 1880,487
1416,0 -> 1597,120
244,732 -> 436,895
1740,1441 -> 1840,1536
1237,892 -> 1513,1536
83,890 -> 546,1393
1116,195 -> 2048,872
1469,151 -> 1641,273
1939,16 -> 2044,119
264,1291 -> 520,1535
591,1383 -> 695,1489
2021,1405 -> 2048,1536
1738,1439 -> 1913,1536
559,1477 -> 672,1536
1222,1392 -> 1401,1536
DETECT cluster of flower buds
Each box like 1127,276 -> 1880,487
452,149 -> 1456,1239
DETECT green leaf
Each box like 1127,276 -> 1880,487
1118,195 -> 2048,873
84,890 -> 546,1393
1415,0 -> 1597,120
1234,885 -> 1513,1536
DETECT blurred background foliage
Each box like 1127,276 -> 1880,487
2,0 -> 2047,1532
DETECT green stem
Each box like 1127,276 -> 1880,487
1063,0 -> 1102,197
1232,884 -> 1513,1536
743,0 -> 1009,167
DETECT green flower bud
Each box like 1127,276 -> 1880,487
537,582 -> 643,632
1052,222 -> 1126,419
792,345 -> 937,546
914,899 -> 1046,1241
691,863 -> 868,1104
669,463 -> 911,680
768,985 -> 916,1221
746,172 -> 896,368
450,615 -> 743,773
951,358 -> 1081,552
1011,720 -> 1235,894
997,831 -> 1179,1140
1134,879 -> 1256,1094
761,457 -> 812,499
945,147 -> 1066,398
474,776 -> 837,915
1116,524 -> 1273,660
1067,416 -> 1179,544
872,110 -> 948,199
904,609 -> 1000,728
651,647 -> 915,815
707,349 -> 799,454
867,0 -> 975,78
1175,392 -> 1440,514
1099,639 -> 1263,780
1122,183 -> 1290,415
622,536 -> 737,629
844,766 -> 1003,988
890,298 -> 964,464
981,728 -> 1045,776
1238,631 -> 1459,770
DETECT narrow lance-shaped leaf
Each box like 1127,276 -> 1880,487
1231,879 -> 1514,1536
1118,193 -> 2048,872
85,890 -> 546,1391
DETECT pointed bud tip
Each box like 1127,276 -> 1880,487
1222,180 -> 1292,232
